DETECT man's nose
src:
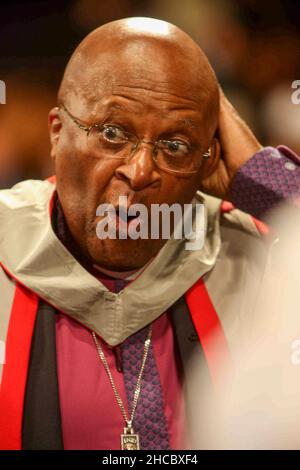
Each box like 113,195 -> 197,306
114,142 -> 161,191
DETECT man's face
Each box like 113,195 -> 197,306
49,42 -> 217,270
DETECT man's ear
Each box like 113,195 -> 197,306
200,137 -> 221,179
48,107 -> 62,161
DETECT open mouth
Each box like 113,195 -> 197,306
116,208 -> 138,222
115,207 -> 141,231
116,209 -> 137,223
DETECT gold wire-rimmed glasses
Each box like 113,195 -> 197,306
58,103 -> 210,175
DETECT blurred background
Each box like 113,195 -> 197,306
1,0 -> 300,187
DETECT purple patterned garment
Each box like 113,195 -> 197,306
114,279 -> 170,450
121,325 -> 170,449
231,146 -> 300,220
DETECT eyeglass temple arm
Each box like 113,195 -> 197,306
58,104 -> 92,133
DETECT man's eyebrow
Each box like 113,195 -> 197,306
97,103 -> 199,129
91,103 -> 124,123
107,103 -> 123,110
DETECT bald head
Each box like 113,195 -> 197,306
58,17 -> 219,135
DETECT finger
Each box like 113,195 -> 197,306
218,84 -> 234,113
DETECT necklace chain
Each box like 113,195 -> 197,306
92,324 -> 153,428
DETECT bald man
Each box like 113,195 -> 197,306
0,17 -> 300,450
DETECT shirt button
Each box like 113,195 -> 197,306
285,162 -> 296,171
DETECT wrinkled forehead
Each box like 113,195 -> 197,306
62,38 -> 212,113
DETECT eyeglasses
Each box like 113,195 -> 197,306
58,103 -> 211,175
